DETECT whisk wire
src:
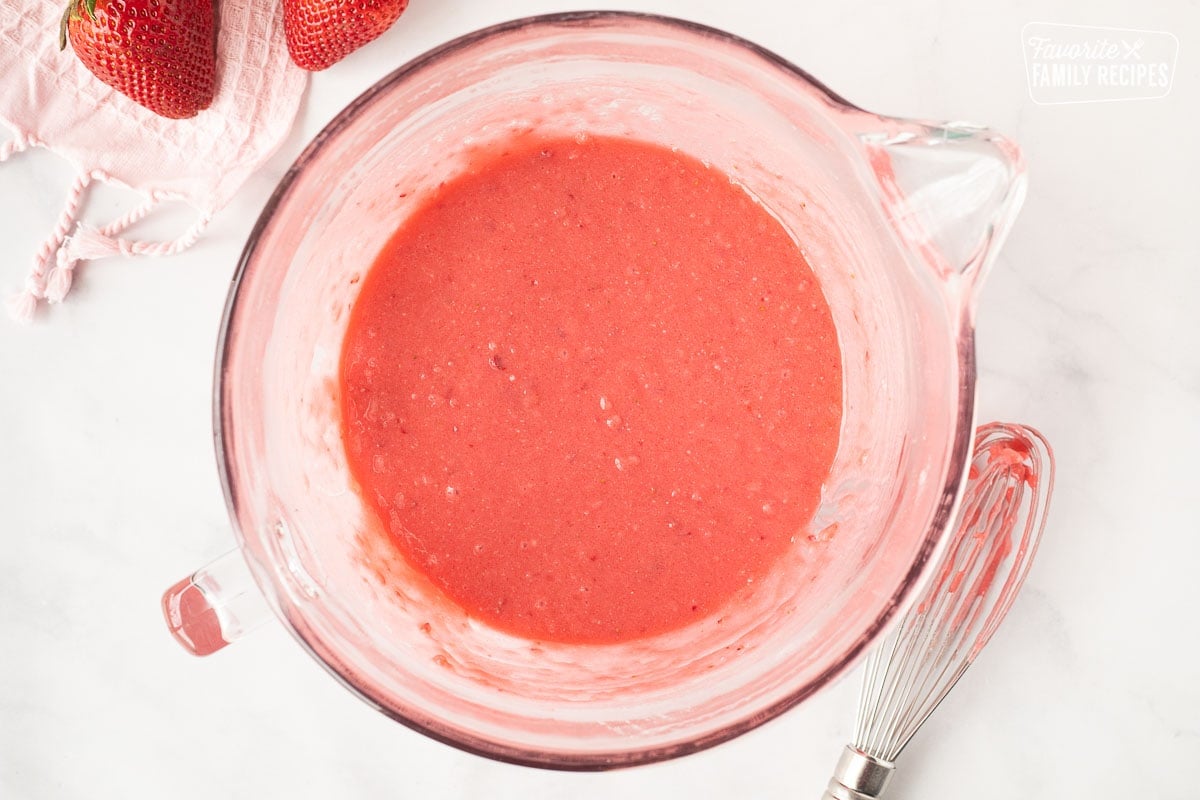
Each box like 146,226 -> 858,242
863,478 -> 995,761
828,423 -> 1054,799
887,451 -> 1015,753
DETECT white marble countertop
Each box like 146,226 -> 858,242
3,0 -> 1197,797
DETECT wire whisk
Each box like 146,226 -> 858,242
823,422 -> 1054,800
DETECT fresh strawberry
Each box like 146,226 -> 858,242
60,0 -> 217,120
283,0 -> 409,71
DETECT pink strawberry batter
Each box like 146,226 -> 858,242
340,134 -> 842,644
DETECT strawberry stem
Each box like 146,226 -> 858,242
58,2 -> 72,50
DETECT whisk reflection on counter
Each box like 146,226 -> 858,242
823,422 -> 1054,800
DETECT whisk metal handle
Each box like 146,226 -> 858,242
821,747 -> 894,800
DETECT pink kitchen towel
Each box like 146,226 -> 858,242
1,0 -> 309,322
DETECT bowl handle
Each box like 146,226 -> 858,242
162,549 -> 269,656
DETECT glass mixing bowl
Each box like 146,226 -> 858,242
162,11 -> 1025,769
